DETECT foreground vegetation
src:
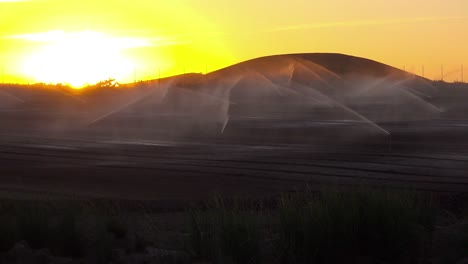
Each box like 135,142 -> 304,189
0,190 -> 467,263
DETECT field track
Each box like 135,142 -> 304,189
1,119 -> 468,200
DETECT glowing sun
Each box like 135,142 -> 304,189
21,30 -> 145,88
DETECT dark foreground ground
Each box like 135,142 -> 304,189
1,118 -> 468,200
1,103 -> 468,263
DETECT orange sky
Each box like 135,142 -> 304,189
1,0 -> 468,87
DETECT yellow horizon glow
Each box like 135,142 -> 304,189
1,0 -> 468,87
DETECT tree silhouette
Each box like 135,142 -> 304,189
92,78 -> 119,88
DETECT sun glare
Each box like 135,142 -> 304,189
21,31 -> 138,88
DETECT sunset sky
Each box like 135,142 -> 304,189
1,0 -> 467,87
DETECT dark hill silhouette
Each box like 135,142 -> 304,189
294,53 -> 406,77
208,53 -> 412,80
82,53 -> 442,140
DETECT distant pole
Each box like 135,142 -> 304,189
1,64 -> 3,84
462,64 -> 464,83
441,65 -> 444,81
158,68 -> 160,87
422,65 -> 425,78
133,67 -> 136,83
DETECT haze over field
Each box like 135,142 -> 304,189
1,0 -> 468,86
0,53 -> 462,141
